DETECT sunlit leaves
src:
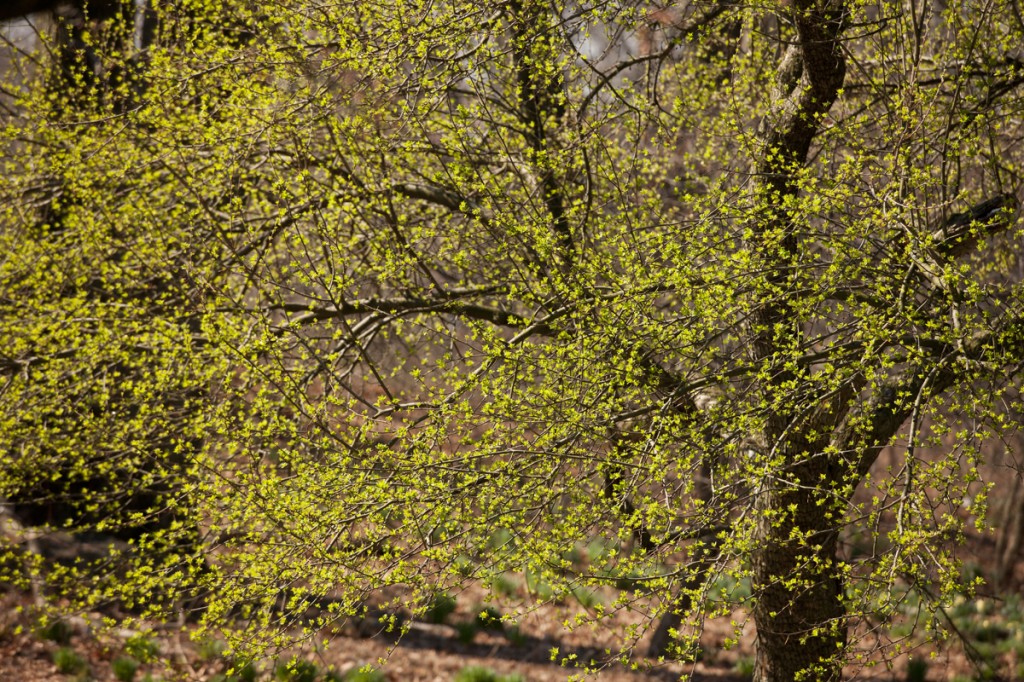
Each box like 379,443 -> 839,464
2,0 -> 1024,675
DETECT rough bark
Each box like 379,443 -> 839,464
751,438 -> 847,682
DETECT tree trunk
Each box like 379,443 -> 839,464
747,0 -> 848,675
751,451 -> 846,681
996,473 -> 1024,588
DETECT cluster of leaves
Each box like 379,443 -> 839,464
2,0 -> 1024,678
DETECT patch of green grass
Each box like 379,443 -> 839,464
938,591 -> 1024,679
571,585 -> 602,609
343,666 -> 386,682
112,656 -> 141,682
473,605 -> 503,631
221,662 -> 258,682
999,594 -> 1024,621
424,591 -> 458,624
209,661 -> 257,682
124,634 -> 159,663
37,618 -> 73,645
1010,635 -> 1024,659
454,621 -> 478,643
453,665 -> 524,682
968,662 -> 1001,681
488,573 -> 518,598
52,647 -> 88,675
961,562 -> 985,584
453,554 -> 475,577
275,658 -> 318,682
734,655 -> 755,681
504,624 -> 526,646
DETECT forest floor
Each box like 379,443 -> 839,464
0,585 -> 755,682
2,525 -> 1021,682
0,578 -> 1018,682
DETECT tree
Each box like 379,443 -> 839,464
0,0 -> 209,615
2,0 -> 1024,680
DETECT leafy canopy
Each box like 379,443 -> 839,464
1,0 -> 1023,675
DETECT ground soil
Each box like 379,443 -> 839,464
0,582 -> 1004,682
2,524 -> 1020,682
0,585 -> 756,682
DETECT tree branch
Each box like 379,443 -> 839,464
833,313 -> 1024,483
930,193 -> 1019,259
508,0 -> 572,258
